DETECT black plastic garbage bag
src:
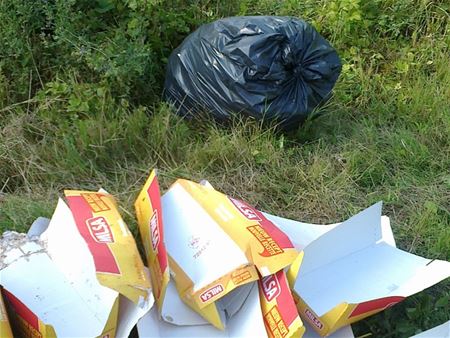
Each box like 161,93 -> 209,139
164,16 -> 341,130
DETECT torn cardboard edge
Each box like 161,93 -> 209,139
410,321 -> 450,338
0,190 -> 154,338
137,282 -> 267,338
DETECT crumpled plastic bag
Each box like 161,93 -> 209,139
164,16 -> 342,130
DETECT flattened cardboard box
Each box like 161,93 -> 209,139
0,190 -> 154,338
282,202 -> 450,336
134,170 -> 304,337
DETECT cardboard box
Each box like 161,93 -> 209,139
282,202 -> 450,336
0,190 -> 153,338
134,170 -> 304,337
261,211 -> 357,338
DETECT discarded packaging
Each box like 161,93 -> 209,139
135,170 -> 304,337
135,175 -> 358,338
137,284 -> 353,338
0,191 -> 153,338
284,202 -> 450,336
1,171 -> 449,338
137,282 -> 267,337
175,180 -> 449,338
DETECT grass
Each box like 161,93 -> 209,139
1,0 -> 449,336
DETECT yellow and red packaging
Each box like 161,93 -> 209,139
135,170 -> 303,337
136,270 -> 305,338
0,190 -> 153,338
258,269 -> 305,338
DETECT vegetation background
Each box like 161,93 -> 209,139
0,0 -> 449,336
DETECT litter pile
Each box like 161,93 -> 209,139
1,169 -> 449,338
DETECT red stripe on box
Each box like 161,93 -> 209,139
147,177 -> 168,274
3,289 -> 39,331
229,197 -> 294,250
66,195 -> 121,274
349,296 -> 404,318
260,270 -> 299,327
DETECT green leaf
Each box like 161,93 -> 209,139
435,295 -> 449,308
96,0 -> 115,13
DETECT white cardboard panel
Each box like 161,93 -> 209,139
39,199 -> 116,302
410,321 -> 450,338
393,259 -> 450,297
2,198 -> 157,338
216,282 -> 254,320
160,275 -> 254,328
296,242 -> 433,315
161,280 -> 208,326
263,212 -> 340,251
379,216 -> 395,247
161,183 -> 248,292
1,243 -> 116,337
293,203 -> 450,317
116,294 -> 155,338
303,323 -> 354,338
265,213 -> 394,251
298,202 -> 383,276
